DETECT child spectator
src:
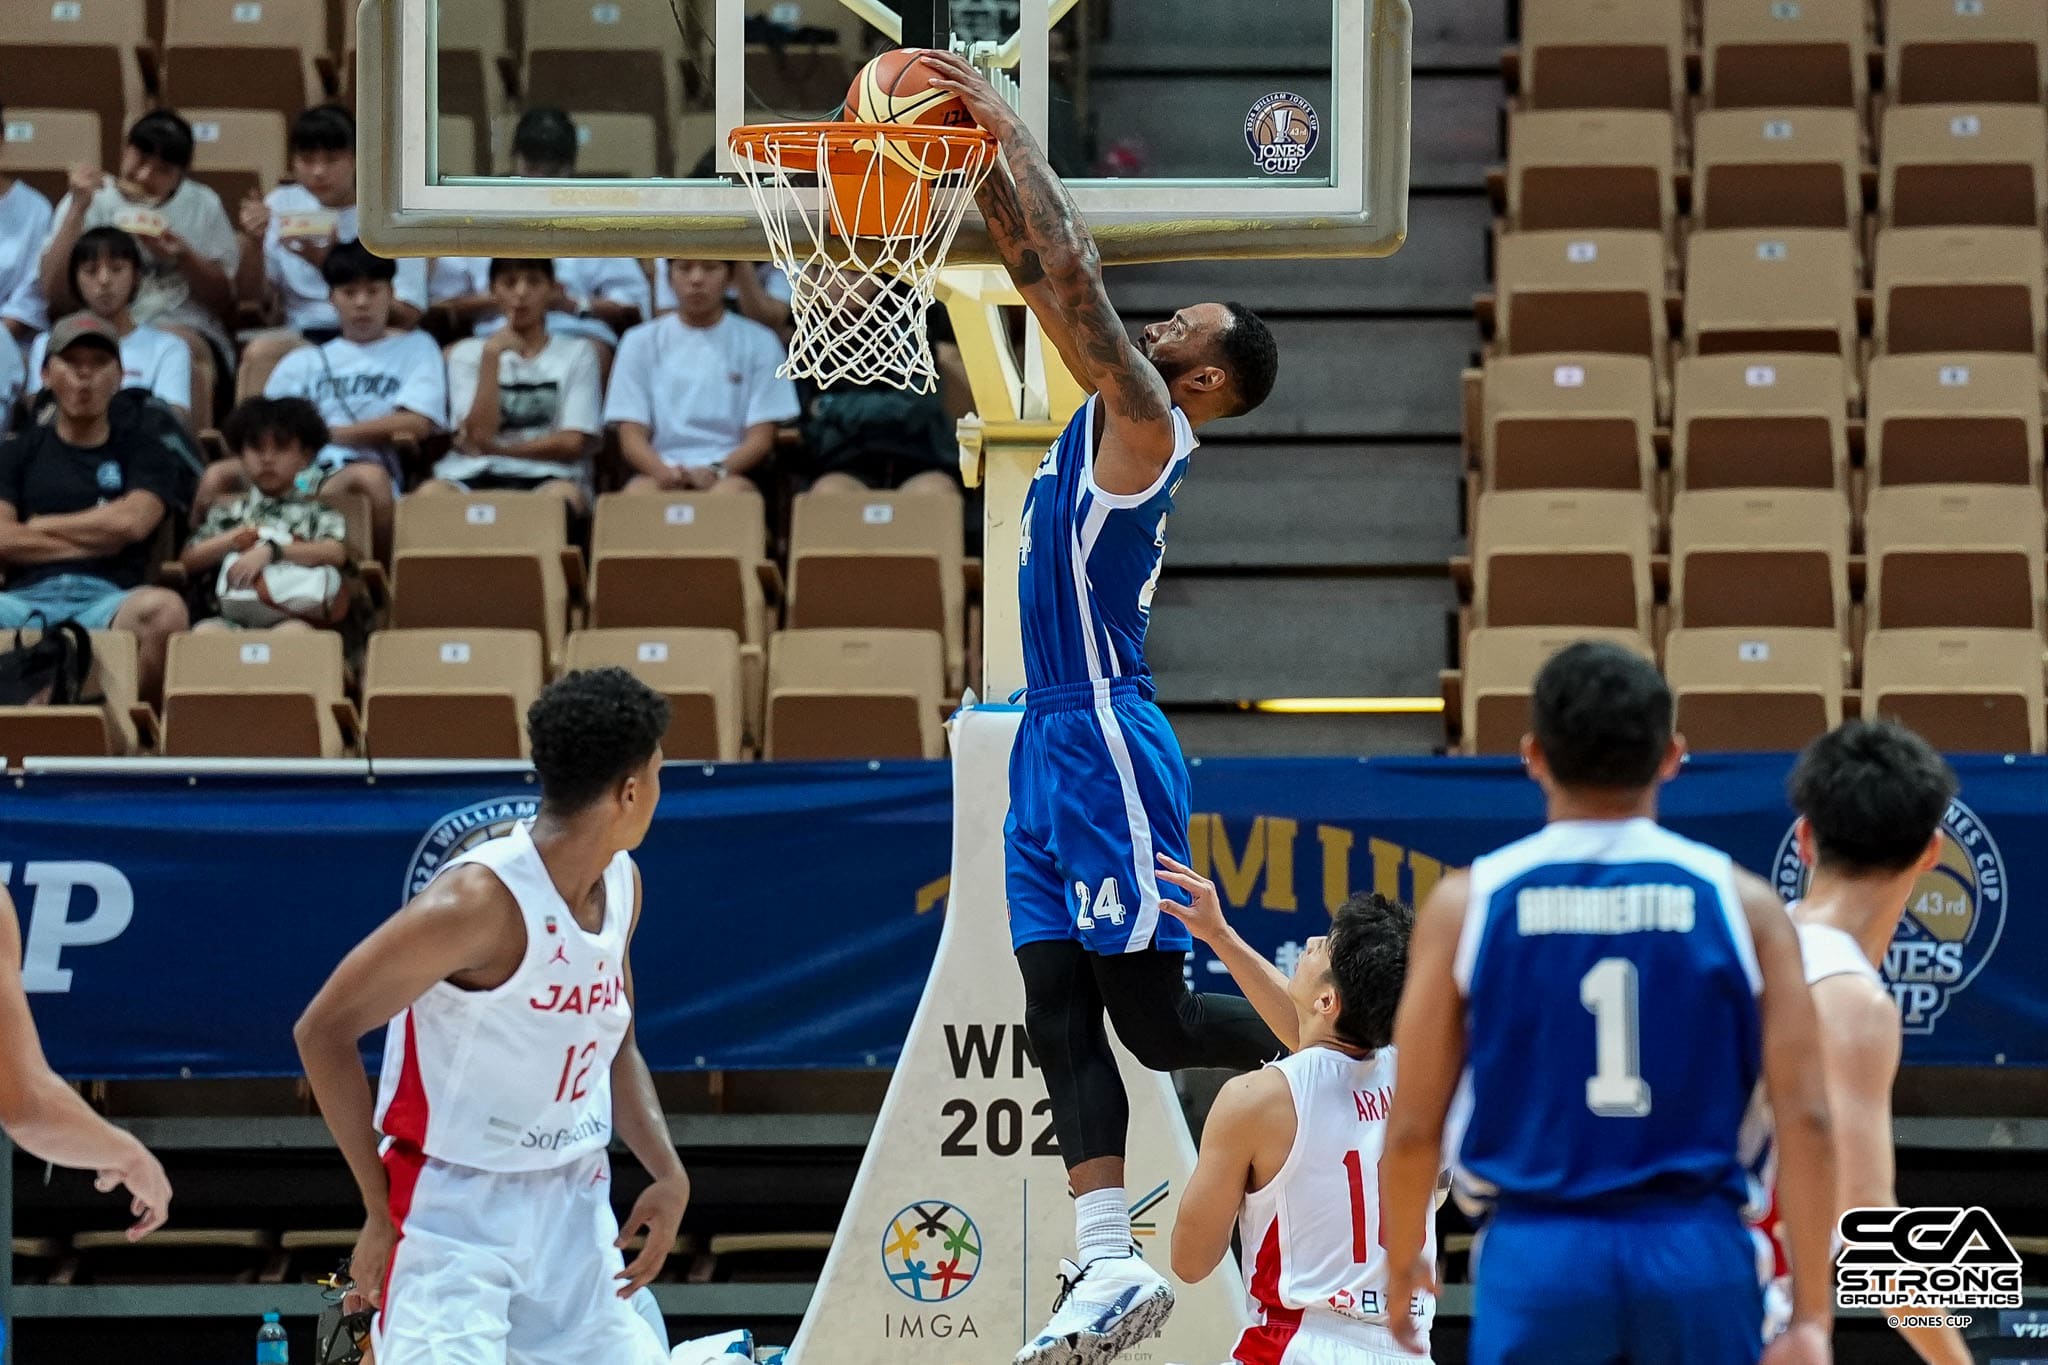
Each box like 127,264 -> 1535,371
199,243 -> 445,563
605,260 -> 797,492
422,259 -> 600,514
235,106 -> 428,390
181,397 -> 348,633
428,109 -> 651,355
0,104 -> 54,345
36,110 -> 239,418
28,228 -> 194,421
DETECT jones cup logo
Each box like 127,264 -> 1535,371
1245,92 -> 1320,175
1773,797 -> 2007,1032
406,797 -> 542,899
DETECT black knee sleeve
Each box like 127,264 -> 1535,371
1095,950 -> 1286,1074
1018,941 -> 1130,1167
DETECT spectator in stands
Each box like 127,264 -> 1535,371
606,259 -> 798,493
181,397 -> 348,634
200,243 -> 445,564
36,110 -> 239,419
0,316 -> 191,700
656,256 -> 794,340
235,106 -> 428,392
0,103 -> 54,346
428,109 -> 651,356
800,274 -> 971,498
420,259 -> 600,513
0,336 -> 21,425
28,228 -> 193,422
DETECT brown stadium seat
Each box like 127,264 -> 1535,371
1683,231 -> 1860,397
434,0 -> 512,171
70,1227 -> 274,1284
564,112 -> 662,179
1669,489 -> 1851,632
0,109 -> 104,207
1881,105 -> 2048,230
1492,231 -> 1667,373
1701,0 -> 1867,110
1664,626 -> 1845,752
1471,490 -> 1656,633
1691,108 -> 1862,231
1862,628 -> 2047,754
1875,228 -> 2046,365
564,628 -> 746,762
765,629 -> 946,761
1672,355 -> 1849,492
390,493 -> 572,666
1884,0 -> 2048,107
1505,110 -> 1677,238
0,1 -> 146,170
523,0 -> 686,176
1517,0 -> 1688,116
162,0 -> 330,125
787,489 -> 965,691
1480,355 -> 1657,494
1864,485 -> 2045,631
161,629 -> 349,758
0,630 -> 142,764
1865,353 -> 2042,490
363,628 -> 545,760
438,115 -> 481,179
589,491 -> 774,646
1459,626 -> 1654,755
183,110 -> 290,218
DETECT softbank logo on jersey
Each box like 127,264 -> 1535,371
406,797 -> 542,898
1774,798 -> 2008,1033
4,862 -> 133,993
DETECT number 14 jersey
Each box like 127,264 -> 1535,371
375,821 -> 635,1172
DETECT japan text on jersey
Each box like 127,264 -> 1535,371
1016,396 -> 1198,692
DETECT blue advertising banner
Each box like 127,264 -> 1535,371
2,753 -> 2038,1077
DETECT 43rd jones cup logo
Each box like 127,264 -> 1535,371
1245,92 -> 1321,175
880,1201 -> 981,1303
1773,797 -> 2008,1033
406,796 -> 542,899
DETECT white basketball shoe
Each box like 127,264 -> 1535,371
1014,1247 -> 1175,1365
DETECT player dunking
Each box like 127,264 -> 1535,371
1378,642 -> 1839,1365
1161,865 -> 1438,1365
922,51 -> 1287,1365
295,669 -> 689,1365
1757,720 -> 1970,1365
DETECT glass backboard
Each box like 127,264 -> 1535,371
356,0 -> 1409,263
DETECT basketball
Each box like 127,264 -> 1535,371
847,48 -> 977,178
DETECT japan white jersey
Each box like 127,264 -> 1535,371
374,821 -> 635,1172
1238,1045 -> 1437,1349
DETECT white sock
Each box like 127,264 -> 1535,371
1074,1187 -> 1132,1266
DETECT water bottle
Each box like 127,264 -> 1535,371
256,1309 -> 289,1363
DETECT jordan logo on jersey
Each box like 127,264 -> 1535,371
548,943 -> 570,967
1073,879 -> 1126,930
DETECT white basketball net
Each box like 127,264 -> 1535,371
728,125 -> 997,392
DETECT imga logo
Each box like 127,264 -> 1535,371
1774,797 -> 2006,1032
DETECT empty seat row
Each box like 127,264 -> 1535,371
1506,104 -> 2048,238
1456,625 -> 2045,755
1469,485 -> 2047,636
1480,351 -> 2042,496
1518,0 -> 2048,117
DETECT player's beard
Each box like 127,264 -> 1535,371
1139,335 -> 1190,385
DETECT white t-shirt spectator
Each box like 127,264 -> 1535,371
0,181 -> 55,333
265,329 -> 447,477
28,323 -> 193,412
46,175 -> 239,355
262,185 -> 429,332
436,334 -> 602,484
603,313 -> 798,469
429,256 -> 653,346
655,262 -> 792,314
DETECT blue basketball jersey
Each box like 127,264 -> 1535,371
1447,818 -> 1770,1215
1017,396 -> 1197,691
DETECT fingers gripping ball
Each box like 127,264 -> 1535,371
847,48 -> 979,179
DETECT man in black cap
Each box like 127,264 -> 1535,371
0,313 -> 191,699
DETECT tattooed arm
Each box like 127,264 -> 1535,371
926,51 -> 1176,494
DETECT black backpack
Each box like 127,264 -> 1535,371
0,619 -> 95,706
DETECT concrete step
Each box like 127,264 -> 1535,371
1169,443 -> 1462,570
1229,318 -> 1472,440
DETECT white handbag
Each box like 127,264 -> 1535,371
216,552 -> 346,628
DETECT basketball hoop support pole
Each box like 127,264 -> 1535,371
900,0 -> 950,49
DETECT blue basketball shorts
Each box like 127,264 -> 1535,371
1005,677 -> 1195,956
1470,1200 -> 1764,1365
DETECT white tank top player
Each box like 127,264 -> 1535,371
375,820 -> 635,1170
1236,1045 -> 1438,1363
